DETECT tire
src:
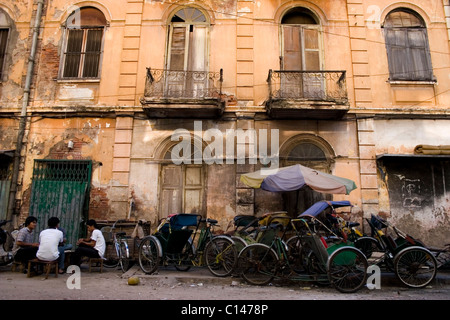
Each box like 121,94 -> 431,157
138,236 -> 161,274
103,242 -> 119,268
174,240 -> 194,271
286,236 -> 309,274
394,246 -> 437,288
231,236 -> 247,254
354,237 -> 382,260
119,240 -> 130,272
327,247 -> 368,293
237,243 -> 278,286
205,236 -> 237,277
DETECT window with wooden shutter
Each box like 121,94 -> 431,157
165,8 -> 209,97
384,9 -> 433,81
280,8 -> 323,99
61,7 -> 106,79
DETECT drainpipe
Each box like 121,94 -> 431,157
6,0 -> 45,223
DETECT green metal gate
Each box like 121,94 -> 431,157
29,160 -> 92,246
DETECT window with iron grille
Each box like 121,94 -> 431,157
60,7 -> 106,79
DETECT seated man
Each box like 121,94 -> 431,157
14,216 -> 39,269
70,219 -> 106,267
36,217 -> 64,274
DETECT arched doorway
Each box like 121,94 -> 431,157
280,135 -> 335,216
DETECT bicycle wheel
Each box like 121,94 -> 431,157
285,236 -> 306,274
327,247 -> 368,293
138,236 -> 161,274
205,236 -> 237,277
237,243 -> 278,286
354,236 -> 382,260
173,239 -> 195,271
119,240 -> 130,272
103,242 -> 119,268
394,246 -> 437,288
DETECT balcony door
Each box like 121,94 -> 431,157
281,8 -> 323,99
166,7 -> 209,98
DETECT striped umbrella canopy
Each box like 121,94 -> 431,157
240,164 -> 357,195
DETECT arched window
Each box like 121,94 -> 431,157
383,9 -> 433,81
0,10 -> 12,79
281,138 -> 333,216
60,7 -> 107,79
167,7 -> 209,72
280,7 -> 321,71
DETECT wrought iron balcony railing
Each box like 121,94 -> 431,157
267,70 -> 348,104
144,68 -> 223,100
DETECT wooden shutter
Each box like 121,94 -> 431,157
408,28 -> 432,80
184,166 -> 203,214
303,28 -> 320,70
161,165 -> 183,219
169,26 -> 187,70
385,27 -> 432,81
282,25 -> 302,70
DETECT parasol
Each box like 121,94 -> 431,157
240,164 -> 357,195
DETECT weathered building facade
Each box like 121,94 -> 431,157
0,0 -> 449,246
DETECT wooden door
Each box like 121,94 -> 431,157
160,164 -> 204,219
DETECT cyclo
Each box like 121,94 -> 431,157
138,213 -> 238,277
297,201 -> 445,289
236,214 -> 369,293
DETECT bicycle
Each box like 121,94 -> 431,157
0,220 -> 20,266
138,213 -> 238,277
101,220 -> 131,272
237,216 -> 368,293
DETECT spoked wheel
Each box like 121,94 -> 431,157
285,236 -> 306,274
119,240 -> 130,273
174,240 -> 194,271
327,247 -> 368,293
237,243 -> 278,286
103,242 -> 119,268
205,236 -> 238,277
394,246 -> 437,288
138,236 -> 161,274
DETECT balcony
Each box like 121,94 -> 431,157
265,70 -> 349,119
140,68 -> 225,119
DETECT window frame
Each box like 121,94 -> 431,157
59,8 -> 106,80
279,8 -> 323,71
165,7 -> 210,72
0,27 -> 9,80
383,9 -> 434,82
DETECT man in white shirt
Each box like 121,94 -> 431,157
36,217 -> 64,273
70,219 -> 106,267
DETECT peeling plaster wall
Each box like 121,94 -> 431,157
374,119 -> 450,246
18,117 -> 116,220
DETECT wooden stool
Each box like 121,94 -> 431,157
11,260 -> 25,273
27,258 -> 58,279
88,258 -> 103,273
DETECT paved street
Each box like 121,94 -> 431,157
1,263 -> 448,318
